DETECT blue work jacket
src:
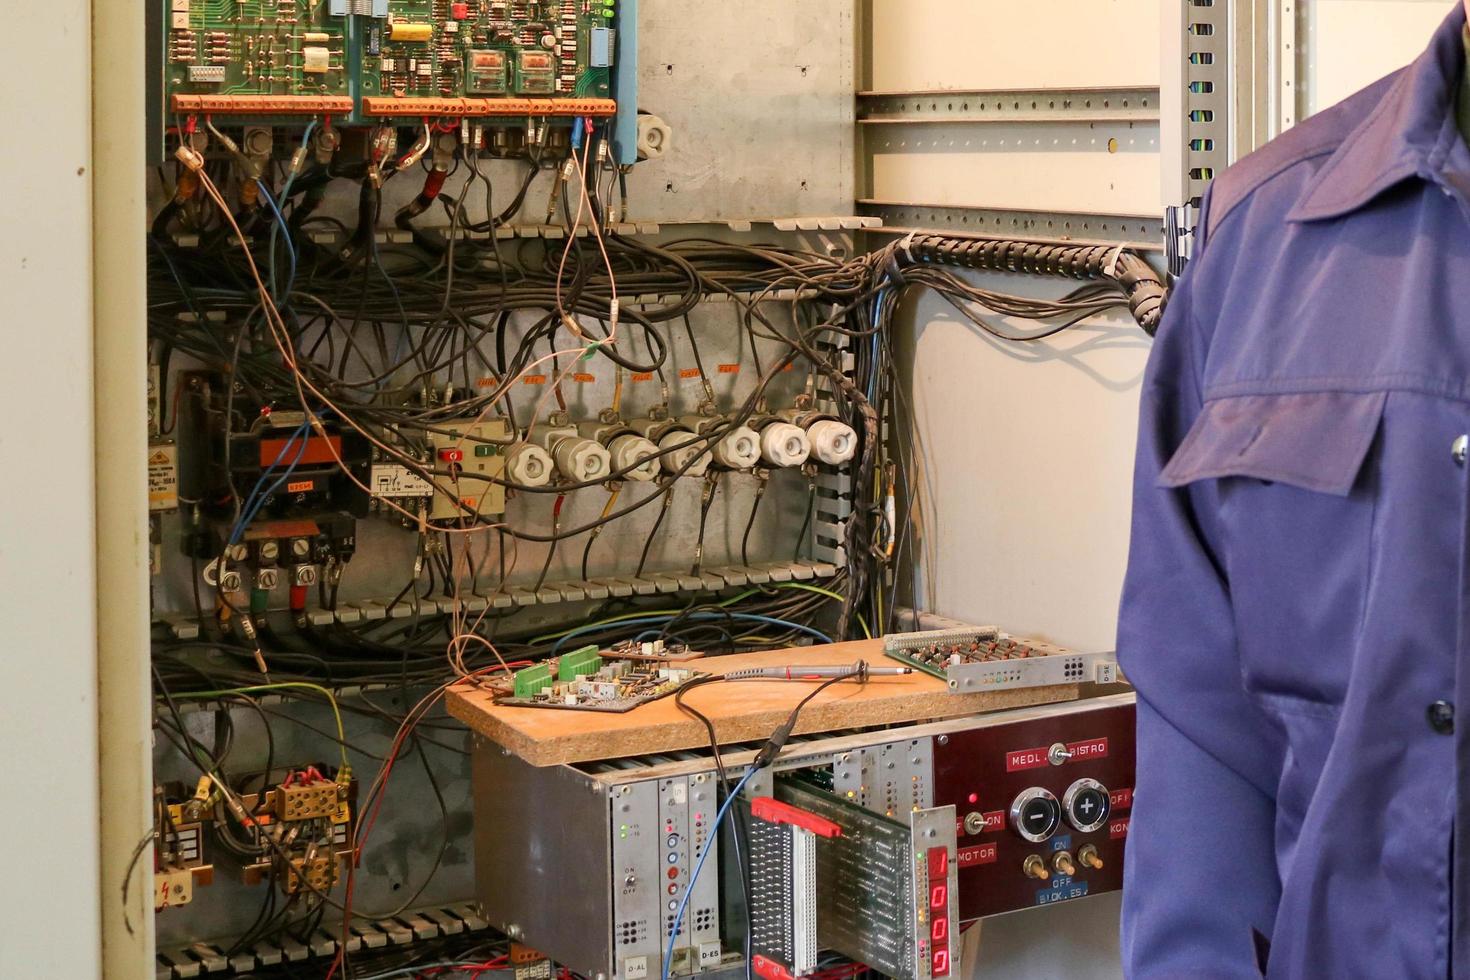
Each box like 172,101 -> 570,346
1119,7 -> 1470,978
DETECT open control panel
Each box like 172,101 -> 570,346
933,696 -> 1134,920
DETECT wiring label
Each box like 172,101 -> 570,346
369,464 -> 434,498
631,372 -> 654,382
523,375 -> 548,385
678,368 -> 701,380
717,363 -> 740,374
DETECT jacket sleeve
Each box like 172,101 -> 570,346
1117,227 -> 1287,977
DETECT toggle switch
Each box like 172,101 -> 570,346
1022,854 -> 1050,881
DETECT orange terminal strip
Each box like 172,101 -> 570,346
361,96 -> 617,118
171,94 -> 354,115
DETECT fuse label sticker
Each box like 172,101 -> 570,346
148,444 -> 179,513
369,464 -> 434,498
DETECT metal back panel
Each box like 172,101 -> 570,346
473,740 -> 614,977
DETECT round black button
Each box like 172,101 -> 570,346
1428,700 -> 1455,735
1067,788 -> 1110,832
1022,798 -> 1055,832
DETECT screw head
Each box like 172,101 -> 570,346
1454,435 -> 1468,466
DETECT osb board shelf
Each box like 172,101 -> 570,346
445,639 -> 1079,767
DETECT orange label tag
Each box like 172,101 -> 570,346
287,480 -> 315,493
678,368 -> 701,380
717,364 -> 740,375
573,372 -> 596,383
631,372 -> 654,382
476,377 -> 499,388
522,375 -> 547,385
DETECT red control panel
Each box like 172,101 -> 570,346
932,696 -> 1135,920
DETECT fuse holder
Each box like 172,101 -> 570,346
750,797 -> 842,838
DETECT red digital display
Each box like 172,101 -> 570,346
927,847 -> 951,977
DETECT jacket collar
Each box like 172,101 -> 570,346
1287,4 -> 1467,223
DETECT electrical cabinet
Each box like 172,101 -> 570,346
5,2 -> 1451,979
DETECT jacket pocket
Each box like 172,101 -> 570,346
1159,390 -> 1386,707
1160,390 -> 1386,495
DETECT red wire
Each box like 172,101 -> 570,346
326,663 -> 519,980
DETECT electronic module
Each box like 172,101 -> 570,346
472,695 -> 1136,980
493,645 -> 709,712
160,0 -> 624,124
604,638 -> 703,662
884,627 -> 1120,693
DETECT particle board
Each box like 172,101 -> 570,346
445,639 -> 1079,766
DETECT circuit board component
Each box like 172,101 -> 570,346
605,638 -> 703,662
883,627 -> 1118,692
363,0 -> 614,101
163,0 -> 350,104
160,0 -> 620,118
495,648 -> 708,712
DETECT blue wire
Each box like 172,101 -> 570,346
257,178 -> 296,307
228,421 -> 311,544
551,613 -> 834,653
354,962 -> 505,980
869,289 -> 886,401
661,768 -> 758,980
265,121 -> 314,303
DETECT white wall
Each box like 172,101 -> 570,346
0,0 -> 101,976
1304,0 -> 1455,116
901,282 -> 1144,980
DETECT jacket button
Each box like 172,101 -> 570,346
1428,700 -> 1455,735
1455,435 -> 1469,465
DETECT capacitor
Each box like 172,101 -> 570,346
389,22 -> 434,42
302,46 -> 330,74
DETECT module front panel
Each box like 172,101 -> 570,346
931,698 -> 1135,920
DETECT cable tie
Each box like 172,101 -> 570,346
1103,243 -> 1126,279
898,230 -> 917,262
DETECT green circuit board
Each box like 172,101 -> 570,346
162,0 -> 614,117
362,0 -> 613,100
163,0 -> 350,101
